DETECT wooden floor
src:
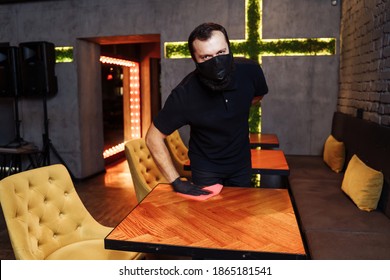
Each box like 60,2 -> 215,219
0,158 -> 139,260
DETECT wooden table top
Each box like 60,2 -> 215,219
251,149 -> 290,176
0,143 -> 39,154
249,133 -> 279,148
105,184 -> 306,259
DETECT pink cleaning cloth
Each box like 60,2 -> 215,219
176,184 -> 223,201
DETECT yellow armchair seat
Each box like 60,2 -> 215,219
45,239 -> 139,260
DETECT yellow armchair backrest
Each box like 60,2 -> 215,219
125,139 -> 168,202
165,130 -> 191,178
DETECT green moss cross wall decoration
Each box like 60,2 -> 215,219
165,0 -> 335,61
164,0 -> 336,133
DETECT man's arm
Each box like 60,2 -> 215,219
145,123 -> 211,195
145,123 -> 180,183
252,95 -> 263,105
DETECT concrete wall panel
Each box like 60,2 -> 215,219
0,0 -> 341,177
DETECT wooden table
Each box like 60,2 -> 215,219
184,149 -> 289,176
0,143 -> 40,179
250,133 -> 279,149
105,184 -> 306,259
251,149 -> 289,176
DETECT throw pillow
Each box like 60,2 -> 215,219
323,134 -> 345,173
341,154 -> 384,212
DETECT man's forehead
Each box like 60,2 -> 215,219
197,30 -> 225,42
193,31 -> 228,52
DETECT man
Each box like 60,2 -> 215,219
146,22 -> 268,196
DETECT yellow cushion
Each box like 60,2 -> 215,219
323,134 -> 345,173
341,154 -> 384,212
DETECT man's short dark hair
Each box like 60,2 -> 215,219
188,22 -> 231,60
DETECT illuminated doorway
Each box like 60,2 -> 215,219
101,56 -> 141,161
86,35 -> 160,164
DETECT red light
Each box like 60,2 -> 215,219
107,74 -> 113,80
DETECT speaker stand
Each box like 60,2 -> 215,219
39,91 -> 75,179
5,94 -> 28,148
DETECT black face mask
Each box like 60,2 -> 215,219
196,53 -> 234,91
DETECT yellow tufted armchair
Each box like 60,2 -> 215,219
0,164 -> 143,260
125,138 -> 168,202
165,130 -> 192,179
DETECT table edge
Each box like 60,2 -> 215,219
104,238 -> 307,260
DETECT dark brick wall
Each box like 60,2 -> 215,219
339,0 -> 390,125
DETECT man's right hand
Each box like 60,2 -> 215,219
171,177 -> 211,196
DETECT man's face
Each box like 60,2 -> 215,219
192,31 -> 229,63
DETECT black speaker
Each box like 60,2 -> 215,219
0,46 -> 21,97
0,99 -> 17,147
19,41 -> 57,96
